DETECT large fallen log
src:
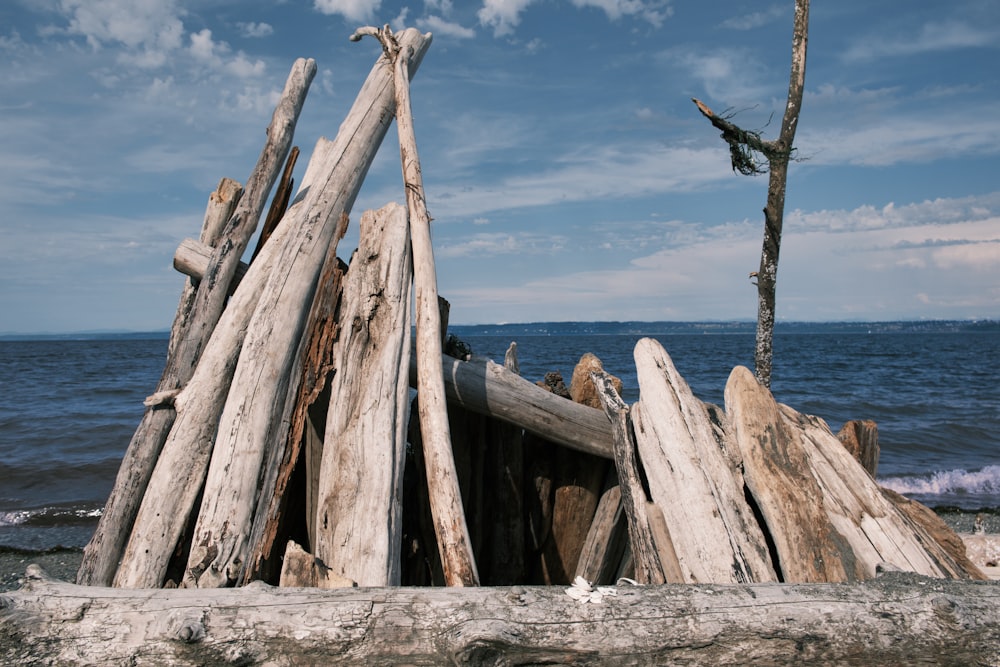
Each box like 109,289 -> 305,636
3,566 -> 998,666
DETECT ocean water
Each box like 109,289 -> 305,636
0,322 -> 997,552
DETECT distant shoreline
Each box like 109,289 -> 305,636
2,319 -> 997,341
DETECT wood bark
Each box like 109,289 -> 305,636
77,177 -> 242,587
631,338 -> 777,584
312,202 -> 413,587
5,566 -> 999,666
184,29 -> 433,589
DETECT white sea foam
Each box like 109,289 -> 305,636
0,507 -> 102,527
880,465 -> 1000,497
0,510 -> 30,527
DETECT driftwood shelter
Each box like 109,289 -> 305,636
3,26 -> 999,666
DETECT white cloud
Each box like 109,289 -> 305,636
438,231 -> 568,258
416,15 -> 476,39
569,0 -> 673,28
58,0 -> 185,67
188,29 -> 266,79
665,47 -> 771,104
313,0 -> 382,23
719,5 -> 785,31
425,0 -> 454,13
478,0 -> 536,37
236,22 -> 274,39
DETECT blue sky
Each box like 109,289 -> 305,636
1,0 -> 998,333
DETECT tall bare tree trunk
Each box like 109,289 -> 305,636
693,0 -> 809,388
754,0 -> 809,388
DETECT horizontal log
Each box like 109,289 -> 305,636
3,566 -> 998,665
173,237 -> 248,290
413,355 -> 614,459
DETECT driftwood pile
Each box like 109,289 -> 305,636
4,24 -> 998,667
71,25 -> 985,592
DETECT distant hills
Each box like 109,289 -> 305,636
1,320 -> 996,342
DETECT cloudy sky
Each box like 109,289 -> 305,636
1,0 -> 998,333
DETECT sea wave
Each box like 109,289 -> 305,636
879,465 -> 1000,498
0,506 -> 102,528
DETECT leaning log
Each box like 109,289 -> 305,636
182,29 -> 433,589
726,365 -> 861,583
4,566 -> 999,666
77,177 -> 241,587
631,338 -> 776,584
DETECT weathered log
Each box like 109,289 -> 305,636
539,355 -> 614,583
882,488 -> 988,581
725,365 -> 863,582
277,541 -> 355,589
251,145 -> 300,262
77,177 -> 242,587
414,354 -> 614,458
5,566 -> 999,666
632,339 -> 777,584
362,24 -> 477,587
174,58 -> 315,374
312,202 -> 413,587
106,59 -> 317,588
783,405 -> 983,580
113,188 -> 304,588
172,237 -> 248,290
591,369 -> 678,584
574,483 -> 630,585
479,342 -> 526,585
241,226 -> 348,585
182,30 -> 432,590
114,35 -> 430,589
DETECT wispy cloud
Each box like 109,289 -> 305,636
843,20 -> 999,62
236,22 -> 274,39
478,0 -> 536,37
719,5 -> 786,31
416,15 -> 476,39
442,193 -> 1000,323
